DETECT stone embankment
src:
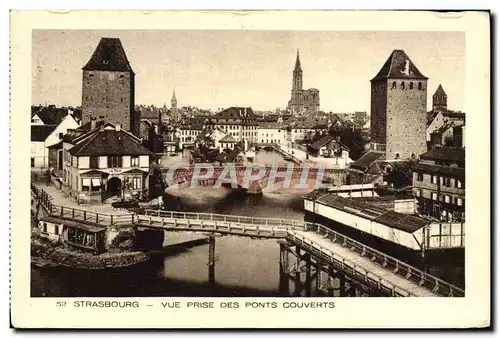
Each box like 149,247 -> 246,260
31,235 -> 150,270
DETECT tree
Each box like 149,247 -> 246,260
328,125 -> 368,161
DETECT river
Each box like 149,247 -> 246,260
30,149 -> 465,297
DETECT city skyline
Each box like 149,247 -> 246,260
32,30 -> 465,112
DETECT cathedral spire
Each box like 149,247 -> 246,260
294,49 -> 302,71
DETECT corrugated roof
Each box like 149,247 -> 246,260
306,192 -> 431,233
31,125 -> 57,142
371,50 -> 427,81
69,129 -> 152,156
82,37 -> 134,74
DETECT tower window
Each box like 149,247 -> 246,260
409,82 -> 414,89
392,81 -> 397,89
418,82 -> 423,90
395,153 -> 400,160
401,82 -> 405,90
120,74 -> 124,78
89,73 -> 94,77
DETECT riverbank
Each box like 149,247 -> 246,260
31,236 -> 151,270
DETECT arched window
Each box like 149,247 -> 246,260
395,153 -> 400,160
409,82 -> 414,89
401,82 -> 405,90
418,82 -> 423,90
392,81 -> 397,89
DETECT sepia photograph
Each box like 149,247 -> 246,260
10,10 -> 490,328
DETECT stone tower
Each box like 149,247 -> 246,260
370,49 -> 428,160
81,37 -> 136,133
287,50 -> 320,114
432,84 -> 447,111
292,49 -> 303,91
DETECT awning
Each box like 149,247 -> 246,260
82,178 -> 91,187
91,178 -> 101,187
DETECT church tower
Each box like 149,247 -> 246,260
81,38 -> 136,133
432,84 -> 447,111
292,49 -> 303,91
370,49 -> 428,160
171,88 -> 177,112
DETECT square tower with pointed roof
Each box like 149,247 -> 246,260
370,50 -> 428,160
81,38 -> 136,134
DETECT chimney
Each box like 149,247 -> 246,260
90,117 -> 97,130
116,123 -> 121,132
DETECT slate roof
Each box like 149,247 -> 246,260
76,120 -> 113,132
413,162 -> 465,178
433,84 -> 446,96
258,121 -> 285,129
213,107 -> 257,120
349,151 -> 385,171
371,50 -> 427,81
308,135 -> 350,151
305,192 -> 431,233
442,111 -> 466,120
31,125 -> 57,142
33,106 -> 76,126
69,129 -> 152,156
82,38 -> 134,74
219,134 -> 237,143
419,147 -> 465,163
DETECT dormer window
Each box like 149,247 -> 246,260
103,60 -> 109,65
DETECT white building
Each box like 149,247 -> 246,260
257,122 -> 287,145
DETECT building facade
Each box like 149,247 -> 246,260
257,121 -> 287,145
370,49 -> 428,160
412,147 -> 465,222
81,38 -> 139,135
61,122 -> 152,204
208,107 -> 258,148
287,50 -> 320,114
432,84 -> 448,111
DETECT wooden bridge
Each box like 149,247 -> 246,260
31,183 -> 464,297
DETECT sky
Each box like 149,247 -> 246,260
32,30 -> 465,112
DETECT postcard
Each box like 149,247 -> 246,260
10,10 -> 490,328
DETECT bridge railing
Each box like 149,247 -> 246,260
142,209 -> 465,297
144,209 -> 308,231
286,230 -> 416,297
306,222 -> 465,297
52,205 -> 135,226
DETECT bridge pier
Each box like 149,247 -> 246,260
295,246 -> 301,296
208,236 -> 216,285
279,242 -> 290,296
315,263 -> 321,295
305,253 -> 312,297
339,272 -> 346,297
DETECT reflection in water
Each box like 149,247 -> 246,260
31,150 -> 464,297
